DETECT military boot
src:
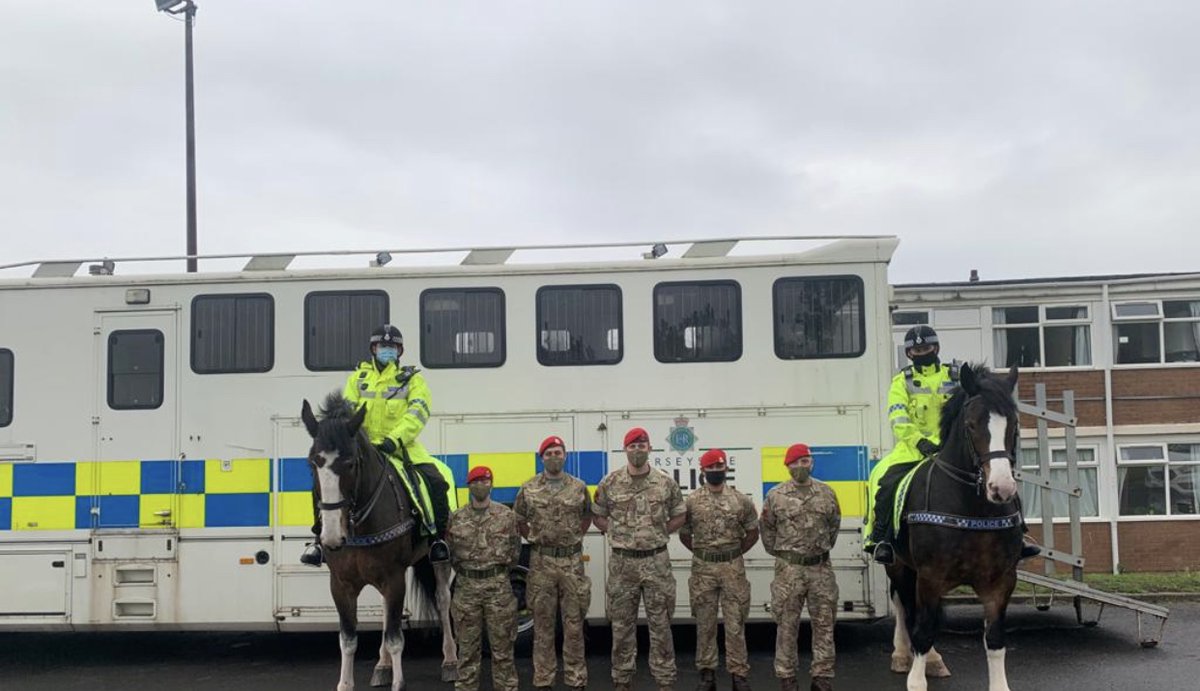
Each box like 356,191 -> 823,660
732,672 -> 753,690
779,677 -> 800,691
534,687 -> 552,691
614,682 -> 632,691
696,669 -> 717,691
810,676 -> 834,691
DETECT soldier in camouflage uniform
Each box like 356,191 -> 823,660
680,448 -> 759,691
513,435 -> 593,691
592,427 -> 687,691
760,444 -> 841,691
446,466 -> 521,691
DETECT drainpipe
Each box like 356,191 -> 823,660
1103,283 -> 1120,574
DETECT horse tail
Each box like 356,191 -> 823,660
411,554 -> 438,610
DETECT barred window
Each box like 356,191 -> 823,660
305,291 -> 389,371
537,285 -> 622,366
0,348 -> 12,426
108,330 -> 164,410
654,281 -> 742,363
774,276 -> 865,359
421,288 -> 506,368
191,294 -> 274,374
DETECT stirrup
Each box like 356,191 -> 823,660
429,539 -> 450,563
300,543 -> 324,567
872,542 -> 895,565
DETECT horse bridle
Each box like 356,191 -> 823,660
315,444 -> 400,531
933,396 -> 1017,495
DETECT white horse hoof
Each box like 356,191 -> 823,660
441,664 -> 459,682
337,683 -> 354,691
891,654 -> 912,673
369,666 -> 392,687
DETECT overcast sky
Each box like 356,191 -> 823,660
1,1 -> 1197,283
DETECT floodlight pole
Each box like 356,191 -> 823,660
183,0 -> 198,273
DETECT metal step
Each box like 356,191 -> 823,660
1017,569 -> 1170,647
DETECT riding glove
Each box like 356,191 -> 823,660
916,438 -> 940,457
376,438 -> 397,455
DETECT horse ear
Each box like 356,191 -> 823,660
960,363 -> 979,395
1007,363 -> 1019,392
348,403 -> 368,436
301,399 -> 319,438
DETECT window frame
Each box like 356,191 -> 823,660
991,303 -> 1093,369
419,287 -> 507,370
890,310 -> 930,327
1017,445 -> 1101,521
1111,299 -> 1200,366
1116,442 -> 1200,518
652,279 -> 743,364
534,283 -> 624,367
107,329 -> 165,411
0,348 -> 12,427
190,293 -> 276,375
773,275 -> 867,360
303,290 -> 390,372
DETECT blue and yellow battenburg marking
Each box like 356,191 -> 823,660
761,446 -> 871,517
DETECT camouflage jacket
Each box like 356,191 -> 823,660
513,473 -> 592,548
592,467 -> 685,551
760,479 -> 841,556
681,485 -> 759,551
446,501 -> 521,571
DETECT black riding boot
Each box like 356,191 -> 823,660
301,516 -> 323,566
429,539 -> 449,563
872,542 -> 895,565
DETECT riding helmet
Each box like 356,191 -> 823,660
370,324 -> 403,347
903,325 -> 939,349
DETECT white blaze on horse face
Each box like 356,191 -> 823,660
985,413 -> 1017,503
317,451 -> 348,548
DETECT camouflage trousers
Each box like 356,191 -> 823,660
606,551 -> 677,686
451,573 -> 518,691
529,550 -> 591,688
689,556 -> 751,677
770,561 -> 838,679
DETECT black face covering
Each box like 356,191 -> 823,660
912,352 -> 940,369
704,470 -> 727,486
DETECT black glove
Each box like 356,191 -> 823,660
376,438 -> 397,456
916,438 -> 940,457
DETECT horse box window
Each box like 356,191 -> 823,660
774,276 -> 866,359
536,284 -> 623,366
421,288 -> 506,368
108,330 -> 164,410
0,348 -> 12,426
654,281 -> 742,363
191,293 -> 274,374
305,291 -> 389,372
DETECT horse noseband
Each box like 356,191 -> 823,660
318,498 -> 352,511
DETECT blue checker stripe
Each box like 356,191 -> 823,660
14,463 -> 75,496
490,487 -> 519,504
438,454 -> 470,488
280,457 -> 312,492
206,494 -> 268,528
141,460 -> 206,494
570,451 -> 607,485
809,446 -> 868,482
76,495 -> 139,529
763,481 -> 779,498
180,460 -> 205,493
0,498 -> 10,530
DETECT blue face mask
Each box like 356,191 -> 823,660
376,347 -> 399,364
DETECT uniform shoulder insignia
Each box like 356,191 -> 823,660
395,365 -> 421,385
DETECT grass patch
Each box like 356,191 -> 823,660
949,570 -> 1200,596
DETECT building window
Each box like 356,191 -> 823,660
1118,443 -> 1200,516
304,291 -> 389,371
421,288 -> 506,368
891,310 -> 929,326
108,330 -> 164,410
0,348 -> 12,427
653,281 -> 742,363
992,305 -> 1091,368
536,285 -> 622,366
191,294 -> 274,374
774,276 -> 865,359
1018,447 -> 1099,518
1113,299 -> 1200,365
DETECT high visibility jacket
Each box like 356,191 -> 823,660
885,361 -> 960,459
343,361 -> 435,465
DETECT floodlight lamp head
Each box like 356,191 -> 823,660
643,242 -> 668,259
155,0 -> 187,12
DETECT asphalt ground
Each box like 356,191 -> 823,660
0,601 -> 1195,690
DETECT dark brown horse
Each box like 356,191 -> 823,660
301,392 -> 458,691
885,364 -> 1024,691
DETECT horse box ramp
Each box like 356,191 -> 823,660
1017,569 -> 1170,647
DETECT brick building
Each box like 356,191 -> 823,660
893,272 -> 1200,573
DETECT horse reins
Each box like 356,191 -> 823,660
316,441 -> 413,545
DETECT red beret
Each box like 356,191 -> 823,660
539,435 -> 566,456
784,444 -> 812,465
699,449 -> 727,469
466,466 -> 493,484
623,427 -> 649,447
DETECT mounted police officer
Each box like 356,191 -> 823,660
864,325 -> 1039,564
301,324 -> 455,566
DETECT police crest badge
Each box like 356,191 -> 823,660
666,416 -> 697,453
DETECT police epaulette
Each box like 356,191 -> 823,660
396,365 -> 421,386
